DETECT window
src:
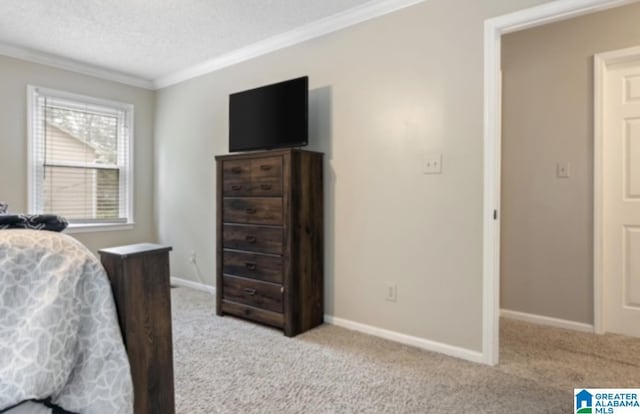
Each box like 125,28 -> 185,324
28,86 -> 134,230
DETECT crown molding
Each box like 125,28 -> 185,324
0,42 -> 154,90
153,0 -> 427,89
0,0 -> 425,91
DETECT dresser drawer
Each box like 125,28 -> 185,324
251,156 -> 282,196
223,157 -> 282,196
223,251 -> 283,283
220,300 -> 283,328
223,198 -> 283,225
223,275 -> 283,313
223,160 -> 251,196
223,224 -> 283,255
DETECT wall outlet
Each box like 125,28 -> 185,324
423,153 -> 442,174
189,251 -> 197,264
385,283 -> 397,302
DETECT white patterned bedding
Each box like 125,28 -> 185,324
0,230 -> 133,414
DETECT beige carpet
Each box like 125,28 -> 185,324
171,287 -> 640,413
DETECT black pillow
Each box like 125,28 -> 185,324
0,214 -> 68,232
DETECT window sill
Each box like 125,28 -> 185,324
66,222 -> 135,234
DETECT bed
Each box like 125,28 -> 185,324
0,221 -> 134,414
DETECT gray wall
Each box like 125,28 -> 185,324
155,0 -> 550,352
501,3 -> 640,324
0,55 -> 157,253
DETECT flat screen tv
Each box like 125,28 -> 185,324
229,76 -> 308,152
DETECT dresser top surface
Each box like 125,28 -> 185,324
215,148 -> 323,161
98,243 -> 172,258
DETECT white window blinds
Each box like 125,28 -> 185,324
28,86 -> 134,225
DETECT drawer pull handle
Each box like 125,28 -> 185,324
231,167 -> 242,174
260,184 -> 272,190
245,235 -> 257,243
231,184 -> 242,191
244,288 -> 256,296
260,165 -> 272,171
246,208 -> 257,214
245,262 -> 257,270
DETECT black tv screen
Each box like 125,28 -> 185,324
229,76 -> 308,152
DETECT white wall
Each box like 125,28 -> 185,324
501,2 -> 640,324
155,0 -> 552,352
0,55 -> 157,253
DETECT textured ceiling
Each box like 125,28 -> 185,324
0,0 -> 374,81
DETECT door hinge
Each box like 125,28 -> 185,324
493,210 -> 498,220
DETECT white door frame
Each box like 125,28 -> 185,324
482,0 -> 640,366
593,45 -> 640,335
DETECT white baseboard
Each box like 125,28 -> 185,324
169,282 -> 483,363
170,277 -> 216,295
323,315 -> 485,364
500,309 -> 594,333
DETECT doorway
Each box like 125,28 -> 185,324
482,0 -> 640,366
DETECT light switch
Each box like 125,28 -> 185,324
424,153 -> 442,174
557,162 -> 570,178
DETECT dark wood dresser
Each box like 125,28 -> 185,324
215,149 -> 324,337
99,243 -> 175,414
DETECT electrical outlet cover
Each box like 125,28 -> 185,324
423,153 -> 442,174
385,283 -> 397,302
